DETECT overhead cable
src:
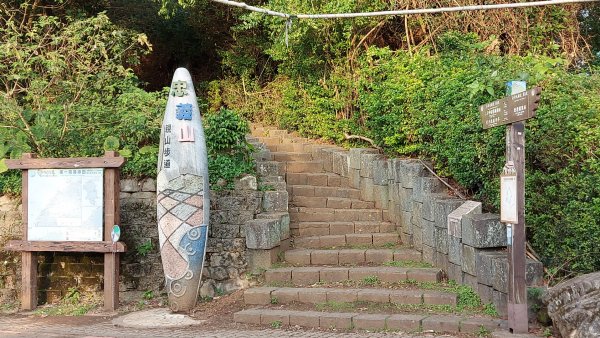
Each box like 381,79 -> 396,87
210,0 -> 599,19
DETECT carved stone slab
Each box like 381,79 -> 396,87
157,68 -> 210,312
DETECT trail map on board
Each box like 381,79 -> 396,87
28,168 -> 104,241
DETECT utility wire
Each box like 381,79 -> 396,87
211,0 -> 599,19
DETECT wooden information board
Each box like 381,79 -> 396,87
3,151 -> 126,311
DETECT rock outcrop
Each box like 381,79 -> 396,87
543,272 -> 600,338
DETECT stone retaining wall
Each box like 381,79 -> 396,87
309,147 -> 544,317
0,174 -> 289,306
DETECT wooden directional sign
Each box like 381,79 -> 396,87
480,87 -> 542,129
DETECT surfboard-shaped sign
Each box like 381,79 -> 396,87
157,68 -> 210,312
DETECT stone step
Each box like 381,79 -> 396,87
265,266 -> 443,285
284,248 -> 422,266
293,233 -> 402,249
288,185 -> 360,199
290,196 -> 374,209
271,152 -> 313,162
233,308 -> 503,333
244,286 -> 457,306
270,143 -> 308,153
289,207 -> 383,223
292,221 -> 395,236
286,172 -> 350,188
282,161 -> 323,173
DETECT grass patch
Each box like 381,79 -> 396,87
265,280 -> 295,288
33,288 -> 100,316
383,260 -> 433,268
361,275 -> 380,286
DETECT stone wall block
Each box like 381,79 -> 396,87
400,211 -> 412,234
461,245 -> 478,275
348,169 -> 361,189
413,177 -> 446,203
262,191 -> 289,212
141,178 -> 156,192
422,220 -> 435,247
332,151 -> 349,177
422,194 -> 451,222
235,175 -> 258,190
360,178 -> 375,202
372,159 -> 388,185
476,250 -> 506,286
360,154 -> 384,178
447,263 -> 463,283
120,178 -> 140,192
434,227 -> 449,254
387,159 -> 401,182
244,219 -> 281,250
461,213 -> 506,248
399,160 -> 427,188
349,148 -> 378,170
433,198 -> 464,229
492,256 -> 509,293
448,236 -> 462,265
256,212 -> 290,240
256,161 -> 281,177
373,185 -> 389,210
399,187 -> 413,212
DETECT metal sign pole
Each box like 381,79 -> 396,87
506,82 -> 528,333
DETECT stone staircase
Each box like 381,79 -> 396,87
233,124 -> 505,334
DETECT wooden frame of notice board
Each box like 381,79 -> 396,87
3,151 -> 126,311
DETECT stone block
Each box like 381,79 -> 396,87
373,185 -> 389,209
120,178 -> 140,192
262,191 -> 289,212
349,148 -> 378,170
411,202 -> 423,227
357,290 -> 390,303
413,177 -> 446,203
346,234 -> 372,245
245,219 -> 281,250
234,175 -> 258,190
320,267 -> 349,283
424,291 -> 457,306
422,315 -> 461,333
399,187 -> 413,212
265,267 -> 293,283
256,212 -> 290,240
463,272 -> 478,290
141,178 -> 156,192
407,268 -> 442,282
292,268 -> 320,285
332,151 -> 349,177
260,310 -> 290,326
348,168 -> 361,189
233,309 -> 263,325
360,178 -> 374,202
248,248 -> 280,274
272,288 -> 299,304
435,227 -> 449,254
399,211 -> 412,232
297,288 -> 327,304
526,260 -> 544,287
256,161 -> 281,177
412,225 -> 423,250
378,268 -> 408,282
326,289 -> 358,303
372,159 -> 388,185
319,313 -> 353,329
476,250 -> 506,286
461,245 -> 478,275
338,249 -> 366,264
478,283 -> 494,304
461,213 -> 506,248
422,220 -> 435,246
285,250 -> 311,265
360,153 -> 384,178
311,250 -> 339,265
386,314 -> 425,331
448,236 -> 462,265
422,194 -> 449,221
493,290 -> 508,317
389,290 -> 422,304
289,311 -> 320,328
373,233 -> 399,246
447,200 -> 481,237
244,287 -> 275,305
398,160 -> 427,188
447,263 -> 463,283
422,245 -> 435,264
435,253 -> 450,273
433,198 -> 465,229
365,249 -> 394,264
353,314 -> 388,330
492,256 -> 509,293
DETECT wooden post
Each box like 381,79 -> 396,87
20,153 -> 37,310
103,151 -> 120,311
506,121 -> 528,333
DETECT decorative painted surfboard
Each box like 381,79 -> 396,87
157,68 -> 209,312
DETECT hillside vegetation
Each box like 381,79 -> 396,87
0,0 -> 599,278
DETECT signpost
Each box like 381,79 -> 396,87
4,151 -> 126,311
479,82 -> 541,334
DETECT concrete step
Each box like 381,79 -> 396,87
264,266 -> 443,285
290,196 -> 374,209
286,172 -> 349,188
288,185 -> 360,199
291,221 -> 395,236
282,161 -> 323,173
289,208 -> 383,223
233,308 -> 503,333
244,286 -> 457,306
284,248 -> 422,266
271,152 -> 313,162
293,233 -> 401,249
